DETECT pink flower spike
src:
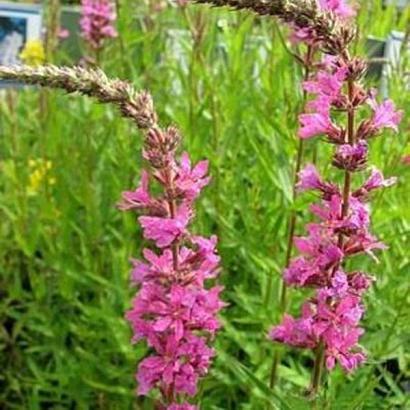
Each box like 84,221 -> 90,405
80,0 -> 117,50
122,89 -> 222,405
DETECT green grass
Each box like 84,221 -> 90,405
0,1 -> 409,408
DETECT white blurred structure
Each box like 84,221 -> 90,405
380,31 -> 409,98
384,0 -> 409,10
0,31 -> 23,65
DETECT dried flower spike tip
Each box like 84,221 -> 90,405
190,0 -> 356,54
0,65 -> 157,129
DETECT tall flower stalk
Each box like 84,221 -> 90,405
270,50 -> 402,395
0,64 -> 225,408
272,1 -> 357,389
119,98 -> 225,409
187,0 -> 356,388
188,0 -> 403,396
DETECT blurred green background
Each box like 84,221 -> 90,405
0,1 -> 409,409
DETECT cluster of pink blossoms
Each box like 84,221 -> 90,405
270,55 -> 402,372
120,126 -> 224,409
80,0 -> 117,50
291,0 -> 355,44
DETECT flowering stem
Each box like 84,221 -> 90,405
270,46 -> 314,390
310,74 -> 356,397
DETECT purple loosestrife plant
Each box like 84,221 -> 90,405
270,0 -> 355,388
270,52 -> 402,394
80,0 -> 117,58
188,0 -> 400,394
119,118 -> 225,407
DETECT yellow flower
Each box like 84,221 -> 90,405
27,158 -> 55,196
20,40 -> 46,67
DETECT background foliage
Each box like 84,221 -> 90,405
0,1 -> 409,408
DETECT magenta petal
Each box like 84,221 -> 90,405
153,317 -> 172,332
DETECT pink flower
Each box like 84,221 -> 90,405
327,270 -> 349,297
349,272 -> 374,294
80,0 -> 117,50
191,235 -> 220,267
136,335 -> 214,397
333,140 -> 368,171
361,167 -> 397,192
269,15 -> 398,379
352,167 -> 397,201
269,314 -> 316,349
290,27 -> 317,45
297,164 -> 323,192
271,283 -> 368,373
368,97 -> 403,133
285,236 -> 343,287
139,204 -> 191,248
324,325 -> 366,372
319,0 -> 356,18
304,66 -> 347,102
298,111 -> 340,140
151,285 -> 196,341
310,194 -> 370,232
130,248 -> 174,284
136,335 -> 180,396
297,164 -> 339,197
175,152 -> 211,200
118,170 -> 153,211
58,27 -> 70,39
344,231 -> 386,260
190,286 -> 225,335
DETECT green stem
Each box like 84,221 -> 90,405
309,342 -> 326,397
